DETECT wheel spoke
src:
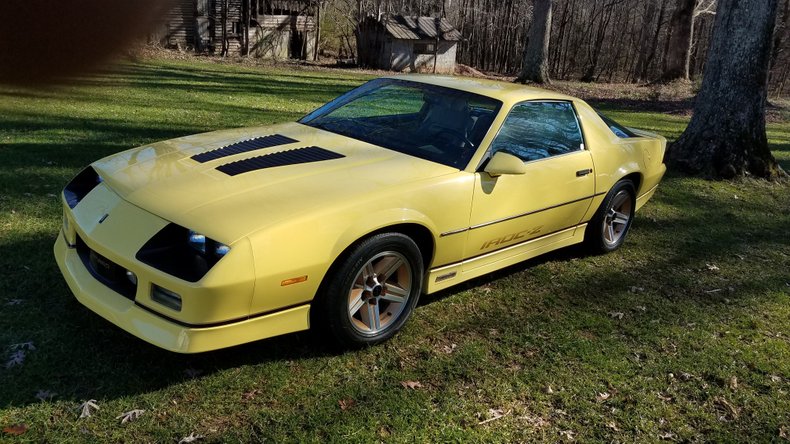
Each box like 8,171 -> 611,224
612,211 -> 629,225
348,289 -> 365,316
606,224 -> 615,242
359,301 -> 373,330
369,303 -> 381,330
376,256 -> 404,281
381,285 -> 407,303
362,263 -> 375,281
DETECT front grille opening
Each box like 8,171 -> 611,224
76,236 -> 137,300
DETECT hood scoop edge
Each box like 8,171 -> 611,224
191,134 -> 298,163
216,146 -> 346,176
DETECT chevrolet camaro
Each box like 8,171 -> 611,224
54,75 -> 666,353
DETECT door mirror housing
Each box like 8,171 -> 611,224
484,151 -> 527,177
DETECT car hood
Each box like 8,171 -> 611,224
92,122 -> 457,243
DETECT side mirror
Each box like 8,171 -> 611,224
484,151 -> 526,177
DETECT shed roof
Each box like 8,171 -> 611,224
383,15 -> 462,41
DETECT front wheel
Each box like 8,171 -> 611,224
314,233 -> 424,349
585,180 -> 636,253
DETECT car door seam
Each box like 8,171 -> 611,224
439,192 -> 605,237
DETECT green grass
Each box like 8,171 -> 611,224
1,58 -> 789,443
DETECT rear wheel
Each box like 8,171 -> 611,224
314,233 -> 423,348
586,180 -> 636,253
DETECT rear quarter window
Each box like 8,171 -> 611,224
597,112 -> 637,138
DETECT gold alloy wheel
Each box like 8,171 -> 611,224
602,190 -> 633,246
347,251 -> 412,335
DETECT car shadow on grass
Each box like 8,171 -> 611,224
2,175 -> 789,409
0,233 -> 341,408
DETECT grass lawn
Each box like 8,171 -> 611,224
1,57 -> 788,443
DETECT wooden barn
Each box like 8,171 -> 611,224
356,15 -> 462,74
151,0 -> 317,60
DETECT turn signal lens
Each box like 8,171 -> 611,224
152,285 -> 182,311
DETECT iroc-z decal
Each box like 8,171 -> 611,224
480,226 -> 543,250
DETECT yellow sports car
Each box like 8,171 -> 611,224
54,75 -> 666,353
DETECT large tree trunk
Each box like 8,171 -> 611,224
661,0 -> 695,82
667,0 -> 783,179
518,0 -> 552,84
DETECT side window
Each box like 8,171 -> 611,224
597,112 -> 637,138
490,101 -> 584,162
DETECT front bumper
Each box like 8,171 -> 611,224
55,231 -> 310,353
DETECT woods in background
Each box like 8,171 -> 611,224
321,0 -> 790,95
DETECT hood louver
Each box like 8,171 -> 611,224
191,134 -> 298,163
216,146 -> 346,176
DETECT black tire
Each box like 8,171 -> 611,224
312,233 -> 424,349
585,180 -> 636,253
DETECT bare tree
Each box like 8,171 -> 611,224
518,0 -> 552,83
660,0 -> 695,81
668,0 -> 783,179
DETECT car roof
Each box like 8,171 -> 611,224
382,74 -> 579,104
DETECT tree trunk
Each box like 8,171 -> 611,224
634,0 -> 658,82
220,0 -> 229,57
518,0 -> 552,84
661,0 -> 694,81
667,0 -> 783,179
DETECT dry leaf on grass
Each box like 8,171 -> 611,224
178,432 -> 205,443
241,389 -> 259,401
2,424 -> 28,436
35,390 -> 56,402
441,343 -> 457,354
608,312 -> 624,320
658,431 -> 676,440
559,429 -> 576,441
338,399 -> 355,410
116,409 -> 145,424
78,400 -> 100,418
606,421 -> 621,432
5,350 -> 26,368
596,392 -> 611,402
400,380 -> 422,390
729,376 -> 738,390
714,397 -> 740,420
779,425 -> 788,440
657,392 -> 673,402
478,408 -> 510,425
9,342 -> 35,351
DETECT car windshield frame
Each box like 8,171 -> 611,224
299,78 -> 504,169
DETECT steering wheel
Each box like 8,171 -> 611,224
434,129 -> 476,151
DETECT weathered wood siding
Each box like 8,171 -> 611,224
150,0 -> 195,48
251,15 -> 316,59
152,0 -> 315,57
390,40 -> 457,74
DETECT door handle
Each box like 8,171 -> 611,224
576,168 -> 593,177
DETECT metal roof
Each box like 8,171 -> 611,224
383,15 -> 462,41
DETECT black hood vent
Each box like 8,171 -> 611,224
216,146 -> 345,176
191,134 -> 298,163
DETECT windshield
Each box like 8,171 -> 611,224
299,78 -> 502,169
